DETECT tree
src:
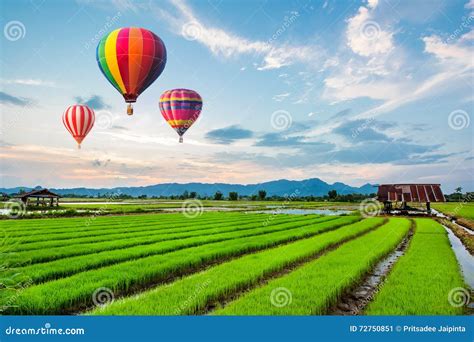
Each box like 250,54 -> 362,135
455,187 -> 463,202
328,190 -> 337,199
258,190 -> 267,201
229,192 -> 238,201
214,191 -> 223,200
189,191 -> 197,199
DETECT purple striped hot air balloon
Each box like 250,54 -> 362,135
159,89 -> 203,143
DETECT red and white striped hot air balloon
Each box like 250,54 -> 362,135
62,105 -> 95,149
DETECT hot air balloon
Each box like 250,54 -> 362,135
159,89 -> 203,143
62,105 -> 95,149
96,27 -> 167,115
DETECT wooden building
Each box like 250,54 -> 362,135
14,189 -> 61,207
377,184 -> 445,213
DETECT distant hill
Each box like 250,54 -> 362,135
0,178 -> 378,197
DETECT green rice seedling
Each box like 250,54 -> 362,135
91,218 -> 385,315
8,215 -> 323,266
365,218 -> 466,315
5,216 -> 359,314
8,216 -> 336,283
9,213 -> 289,252
214,218 -> 411,315
8,213 -> 258,245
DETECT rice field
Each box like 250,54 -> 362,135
432,202 -> 474,229
0,210 -> 469,315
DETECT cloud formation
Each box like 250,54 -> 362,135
74,95 -> 111,110
205,125 -> 254,144
152,0 -> 324,70
0,91 -> 32,106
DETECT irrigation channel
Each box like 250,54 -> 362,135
443,226 -> 474,289
328,223 -> 415,315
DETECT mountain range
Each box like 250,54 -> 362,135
0,178 -> 378,197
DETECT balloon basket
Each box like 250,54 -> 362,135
179,136 -> 183,143
127,104 -> 133,115
77,144 -> 81,150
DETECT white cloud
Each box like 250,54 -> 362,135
1,79 -> 57,87
272,92 -> 291,102
153,0 -> 323,70
367,0 -> 379,9
346,6 -> 394,57
423,34 -> 473,67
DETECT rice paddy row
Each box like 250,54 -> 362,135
365,218 -> 466,315
3,215 -> 358,314
1,212 -> 468,316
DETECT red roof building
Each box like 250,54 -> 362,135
377,184 -> 445,213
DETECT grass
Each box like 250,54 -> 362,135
214,218 -> 411,315
4,215 -> 359,314
365,218 -> 466,315
90,218 -> 386,315
6,215 -> 324,266
432,203 -> 474,229
8,216 -> 337,283
7,214 -> 294,253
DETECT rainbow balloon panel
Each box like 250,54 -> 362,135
96,27 -> 166,103
159,89 -> 203,142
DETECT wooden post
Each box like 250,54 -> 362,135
50,198 -> 53,207
36,197 -> 39,206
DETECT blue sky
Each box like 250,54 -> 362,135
0,0 -> 472,192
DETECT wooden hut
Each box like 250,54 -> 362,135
377,184 -> 445,213
14,189 -> 61,207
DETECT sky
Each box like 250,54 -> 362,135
0,0 -> 473,192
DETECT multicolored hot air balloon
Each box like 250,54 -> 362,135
96,27 -> 167,115
159,89 -> 203,143
62,105 -> 95,149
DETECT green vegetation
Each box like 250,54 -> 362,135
4,215 -> 359,314
1,208 -> 467,316
91,218 -> 385,315
365,219 -> 466,315
215,218 -> 411,315
432,202 -> 474,229
8,216 -> 337,283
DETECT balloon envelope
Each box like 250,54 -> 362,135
159,89 -> 202,142
62,105 -> 95,148
96,27 -> 166,112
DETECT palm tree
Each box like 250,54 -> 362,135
455,187 -> 463,202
